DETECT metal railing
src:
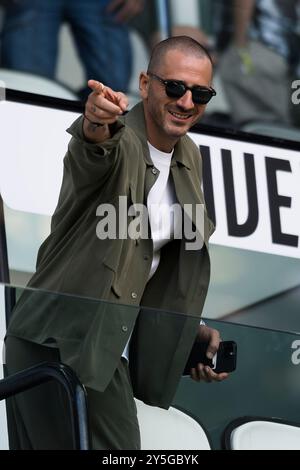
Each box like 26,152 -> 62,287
0,361 -> 91,450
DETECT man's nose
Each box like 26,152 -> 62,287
176,90 -> 194,109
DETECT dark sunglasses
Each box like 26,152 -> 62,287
148,72 -> 216,105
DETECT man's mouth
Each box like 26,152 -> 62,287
168,110 -> 193,121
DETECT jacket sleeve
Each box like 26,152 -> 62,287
47,115 -> 125,235
65,115 -> 125,194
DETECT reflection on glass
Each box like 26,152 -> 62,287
1,283 -> 300,449
175,317 -> 300,449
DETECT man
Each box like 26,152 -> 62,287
1,0 -> 144,96
5,36 -> 228,450
216,0 -> 300,126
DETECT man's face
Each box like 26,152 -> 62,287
140,49 -> 213,151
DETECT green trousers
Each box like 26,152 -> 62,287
5,336 -> 141,450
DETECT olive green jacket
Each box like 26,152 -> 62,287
7,102 -> 214,408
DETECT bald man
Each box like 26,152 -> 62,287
6,36 -> 227,450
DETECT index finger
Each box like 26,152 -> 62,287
88,79 -> 105,95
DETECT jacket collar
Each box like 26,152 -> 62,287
122,103 -> 211,245
122,102 -> 191,170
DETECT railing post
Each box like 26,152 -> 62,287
0,362 -> 91,450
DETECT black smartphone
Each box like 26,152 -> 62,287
183,340 -> 237,375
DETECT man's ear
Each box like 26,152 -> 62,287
139,72 -> 150,99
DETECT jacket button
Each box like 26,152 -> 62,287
151,167 -> 158,175
122,325 -> 128,332
131,292 -> 138,299
143,254 -> 150,261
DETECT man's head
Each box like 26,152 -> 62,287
139,36 -> 214,152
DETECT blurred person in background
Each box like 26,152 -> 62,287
214,0 -> 300,127
0,0 -> 144,98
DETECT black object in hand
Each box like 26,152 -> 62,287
183,340 -> 237,375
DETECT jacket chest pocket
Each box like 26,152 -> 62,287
102,184 -> 140,298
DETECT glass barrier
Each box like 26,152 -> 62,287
3,193 -> 300,335
175,316 -> 300,449
1,282 -> 300,449
1,96 -> 300,334
1,1 -> 299,141
0,281 -> 209,450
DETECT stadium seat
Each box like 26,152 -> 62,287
135,398 -> 211,450
223,416 -> 300,450
0,68 -> 78,100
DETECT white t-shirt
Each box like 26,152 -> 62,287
122,142 -> 178,360
146,142 -> 180,279
121,142 -> 205,361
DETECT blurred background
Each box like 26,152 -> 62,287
1,0 -> 299,135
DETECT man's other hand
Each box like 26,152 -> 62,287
190,325 -> 229,383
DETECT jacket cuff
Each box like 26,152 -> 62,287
66,115 -> 125,152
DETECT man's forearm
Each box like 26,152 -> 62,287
233,0 -> 255,47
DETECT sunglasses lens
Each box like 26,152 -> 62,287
165,81 -> 186,99
192,88 -> 213,104
162,77 -> 216,105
